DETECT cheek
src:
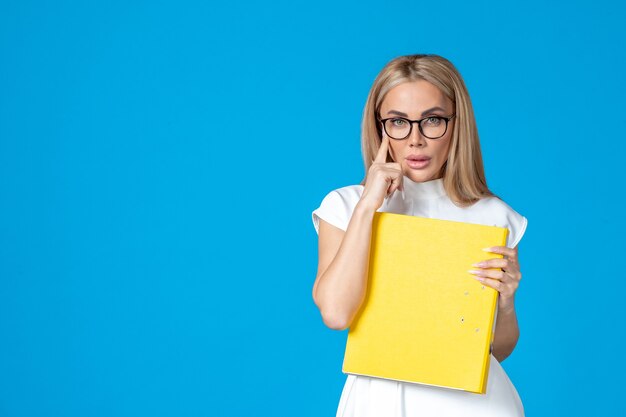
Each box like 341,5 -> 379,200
434,139 -> 452,160
389,143 -> 403,161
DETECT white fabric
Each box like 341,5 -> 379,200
311,176 -> 527,417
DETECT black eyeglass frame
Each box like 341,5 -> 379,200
378,114 -> 456,140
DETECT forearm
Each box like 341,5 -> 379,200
315,202 -> 376,330
491,302 -> 520,362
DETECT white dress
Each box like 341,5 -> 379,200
312,176 -> 528,417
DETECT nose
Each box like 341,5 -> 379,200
409,122 -> 427,147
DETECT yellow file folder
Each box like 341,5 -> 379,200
342,212 -> 509,394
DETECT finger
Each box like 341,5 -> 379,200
471,258 -> 509,269
385,164 -> 403,190
395,163 -> 404,191
384,162 -> 403,192
468,268 -> 506,280
483,246 -> 517,259
386,173 -> 403,198
374,134 -> 390,164
469,275 -> 504,292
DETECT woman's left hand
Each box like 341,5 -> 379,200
468,246 -> 522,312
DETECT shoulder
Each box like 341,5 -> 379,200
311,185 -> 364,234
473,196 -> 528,248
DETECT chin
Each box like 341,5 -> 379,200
403,167 -> 436,182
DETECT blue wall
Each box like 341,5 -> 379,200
1,0 -> 624,415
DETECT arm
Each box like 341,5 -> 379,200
492,303 -> 520,362
312,134 -> 403,330
470,244 -> 523,362
312,201 -> 377,330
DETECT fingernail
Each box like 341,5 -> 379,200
467,270 -> 480,274
472,262 -> 486,267
482,247 -> 493,252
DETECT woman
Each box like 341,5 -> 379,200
311,54 -> 528,417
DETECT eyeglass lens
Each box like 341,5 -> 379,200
385,117 -> 448,139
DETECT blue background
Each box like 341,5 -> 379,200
1,0 -> 624,415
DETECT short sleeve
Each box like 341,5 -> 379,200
506,211 -> 528,249
311,186 -> 362,235
476,197 -> 528,248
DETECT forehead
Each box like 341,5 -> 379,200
380,80 -> 450,115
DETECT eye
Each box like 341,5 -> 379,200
424,116 -> 443,126
391,118 -> 407,126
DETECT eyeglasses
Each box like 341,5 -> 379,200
378,114 -> 456,140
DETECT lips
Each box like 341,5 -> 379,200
406,155 -> 432,170
406,155 -> 431,161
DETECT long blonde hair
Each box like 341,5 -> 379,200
360,54 -> 497,207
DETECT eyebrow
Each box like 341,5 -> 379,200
387,107 -> 448,117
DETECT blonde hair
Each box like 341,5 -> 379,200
359,54 -> 498,207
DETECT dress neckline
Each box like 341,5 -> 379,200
401,176 -> 446,200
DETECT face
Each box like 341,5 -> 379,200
379,80 -> 455,182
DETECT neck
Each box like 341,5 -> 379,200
401,176 -> 446,200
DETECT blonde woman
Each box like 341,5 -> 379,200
311,54 -> 527,417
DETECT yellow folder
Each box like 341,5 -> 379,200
342,212 -> 509,394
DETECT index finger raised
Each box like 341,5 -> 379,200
374,134 -> 390,164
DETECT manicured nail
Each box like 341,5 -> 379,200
472,262 -> 485,267
468,270 -> 480,275
482,247 -> 493,252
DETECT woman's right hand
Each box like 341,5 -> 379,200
359,134 -> 404,211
